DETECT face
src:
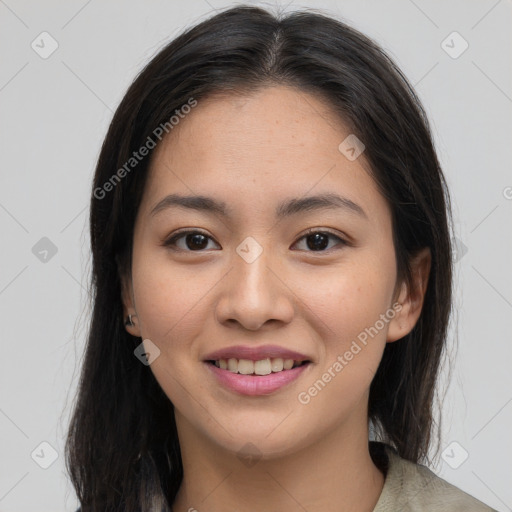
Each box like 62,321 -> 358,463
121,85 -> 425,459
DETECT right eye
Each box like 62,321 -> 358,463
163,230 -> 221,252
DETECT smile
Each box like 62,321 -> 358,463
209,357 -> 307,375
204,359 -> 312,395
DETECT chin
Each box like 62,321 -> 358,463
202,417 -> 312,462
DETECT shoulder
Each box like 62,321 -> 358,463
371,442 -> 497,512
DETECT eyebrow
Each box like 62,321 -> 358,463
150,192 -> 367,219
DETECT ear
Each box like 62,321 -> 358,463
117,256 -> 142,338
386,247 -> 431,343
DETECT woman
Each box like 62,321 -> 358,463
66,5 -> 497,511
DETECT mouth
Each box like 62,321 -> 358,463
206,357 -> 311,376
204,357 -> 312,396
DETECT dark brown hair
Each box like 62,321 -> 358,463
66,5 -> 453,511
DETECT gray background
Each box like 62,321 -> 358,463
0,0 -> 511,510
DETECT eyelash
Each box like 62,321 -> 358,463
162,228 -> 349,253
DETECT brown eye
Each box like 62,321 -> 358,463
164,230 -> 220,251
293,230 -> 347,252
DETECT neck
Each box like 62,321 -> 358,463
171,411 -> 385,512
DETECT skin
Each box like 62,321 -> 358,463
120,85 -> 431,512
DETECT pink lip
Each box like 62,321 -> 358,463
202,344 -> 311,362
204,361 -> 311,396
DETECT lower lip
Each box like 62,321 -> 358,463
204,362 -> 311,396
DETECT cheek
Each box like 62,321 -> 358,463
293,272 -> 394,416
300,252 -> 396,381
131,246 -> 214,354
305,260 -> 395,338
131,254 -> 213,407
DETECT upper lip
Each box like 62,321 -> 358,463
203,345 -> 311,362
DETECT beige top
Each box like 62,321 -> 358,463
370,442 -> 497,511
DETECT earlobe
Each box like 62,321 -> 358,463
386,281 -> 408,343
386,247 -> 431,343
119,266 -> 142,338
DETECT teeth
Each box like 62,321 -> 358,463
213,357 -> 304,375
254,359 -> 271,375
271,358 -> 284,372
238,359 -> 254,375
283,359 -> 294,370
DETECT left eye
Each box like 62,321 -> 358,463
293,230 -> 347,252
163,229 -> 347,252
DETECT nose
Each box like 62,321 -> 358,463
215,245 -> 295,331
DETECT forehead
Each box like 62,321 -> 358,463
140,85 -> 388,223
156,85 -> 351,164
